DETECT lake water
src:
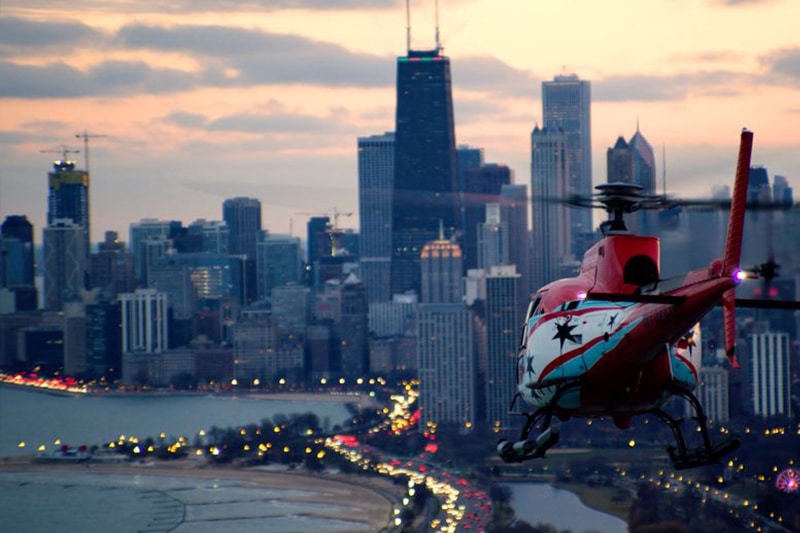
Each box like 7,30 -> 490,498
503,482 -> 627,533
0,386 -> 354,457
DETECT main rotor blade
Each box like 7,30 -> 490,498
733,298 -> 800,310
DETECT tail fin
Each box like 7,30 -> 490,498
723,129 -> 754,274
722,129 -> 754,369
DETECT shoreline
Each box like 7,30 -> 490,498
0,459 -> 399,531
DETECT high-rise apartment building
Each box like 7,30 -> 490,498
749,330 -> 792,418
358,132 -> 395,303
483,266 -> 521,432
542,74 -> 592,253
417,303 -> 475,429
698,366 -> 730,424
119,288 -> 169,355
43,219 -> 86,311
530,127 -> 570,291
391,44 -> 459,296
47,158 -> 90,257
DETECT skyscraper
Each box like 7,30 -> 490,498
607,136 -> 633,184
47,158 -> 90,257
542,74 -> 592,253
129,219 -> 182,284
43,219 -> 86,311
483,265 -> 521,433
223,197 -> 261,303
391,42 -> 459,296
119,288 -> 169,355
500,184 -> 531,319
462,163 -> 512,272
256,232 -> 302,300
420,233 -> 463,304
530,126 -> 570,291
223,197 -> 262,259
1,215 -> 37,310
749,329 -> 792,418
358,132 -> 395,303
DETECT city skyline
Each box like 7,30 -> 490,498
2,0 -> 800,243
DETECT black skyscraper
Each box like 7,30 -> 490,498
391,46 -> 459,296
1,215 -> 38,310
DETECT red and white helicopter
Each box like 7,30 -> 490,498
498,129 -> 797,470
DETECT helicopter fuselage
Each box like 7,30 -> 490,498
517,238 -> 740,427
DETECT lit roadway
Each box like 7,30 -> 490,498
325,381 -> 491,532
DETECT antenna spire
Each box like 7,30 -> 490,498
662,144 -> 667,196
405,0 -> 411,53
435,0 -> 441,52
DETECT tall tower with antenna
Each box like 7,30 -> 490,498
391,0 -> 459,296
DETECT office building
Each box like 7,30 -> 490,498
43,219 -> 86,311
391,42 -> 459,296
63,301 -> 87,376
500,184 -> 531,319
420,233 -> 463,304
129,219 -> 182,284
462,163 -> 512,271
358,132 -> 395,303
530,126 -> 570,291
1,215 -> 38,310
542,74 -> 592,253
223,197 -> 261,304
89,231 -> 135,299
86,300 -> 122,379
47,157 -> 90,257
477,204 -> 509,270
256,232 -> 302,301
187,219 -> 229,254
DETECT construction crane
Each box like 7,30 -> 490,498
292,208 -> 354,256
75,130 -> 108,175
292,208 -> 353,234
40,146 -> 80,163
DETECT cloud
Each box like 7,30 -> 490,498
593,71 -> 748,102
450,55 -> 537,98
6,0 -> 399,13
117,23 -> 394,88
0,60 -> 197,98
761,48 -> 800,86
0,16 -> 104,52
719,0 -> 774,5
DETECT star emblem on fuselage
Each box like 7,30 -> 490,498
526,355 -> 536,378
607,313 -> 618,329
552,318 -> 580,350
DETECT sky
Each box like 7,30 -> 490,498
2,0 -> 799,244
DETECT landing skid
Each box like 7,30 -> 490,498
655,387 -> 741,470
497,385 -> 576,463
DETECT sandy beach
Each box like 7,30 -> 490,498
1,459 -> 398,532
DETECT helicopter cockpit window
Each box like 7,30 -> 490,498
526,296 -> 543,321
